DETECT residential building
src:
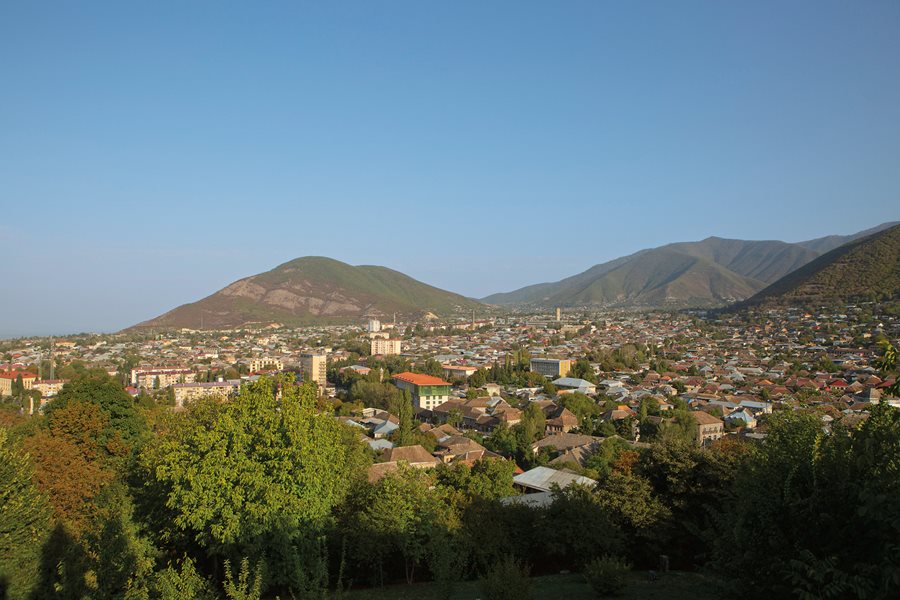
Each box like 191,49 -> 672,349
300,353 -> 328,389
552,377 -> 597,395
370,338 -> 402,356
172,380 -> 241,408
530,358 -> 571,379
249,357 -> 283,372
393,372 -> 451,411
131,367 -> 195,389
0,371 -> 37,396
513,466 -> 596,494
691,410 -> 725,446
32,379 -> 67,398
442,364 -> 479,380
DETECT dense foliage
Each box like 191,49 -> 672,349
1,367 -> 899,599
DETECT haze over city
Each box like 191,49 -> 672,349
2,1 -> 899,336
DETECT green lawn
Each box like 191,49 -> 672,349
343,571 -> 723,600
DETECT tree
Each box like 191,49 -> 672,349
143,375 -> 369,591
45,371 -> 146,455
539,484 -> 622,569
23,401 -> 116,533
0,427 -> 50,599
714,405 -> 900,598
390,390 -> 416,447
434,459 -> 516,500
346,466 -> 452,585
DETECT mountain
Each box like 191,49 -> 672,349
796,221 -> 899,255
131,257 -> 483,330
483,238 -> 817,308
741,224 -> 900,307
482,223 -> 897,309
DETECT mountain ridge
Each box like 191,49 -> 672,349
739,224 -> 900,308
482,222 -> 897,308
129,256 -> 483,330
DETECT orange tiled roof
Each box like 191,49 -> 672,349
0,371 -> 37,380
393,372 -> 450,386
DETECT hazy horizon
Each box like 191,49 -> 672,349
2,1 -> 899,338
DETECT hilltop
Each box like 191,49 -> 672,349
482,223 -> 897,309
129,257 -> 483,330
482,237 -> 818,308
741,223 -> 900,307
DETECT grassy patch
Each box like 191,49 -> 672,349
343,570 -> 723,600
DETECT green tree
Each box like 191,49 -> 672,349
347,466 -> 452,585
715,405 -> 900,599
0,427 -> 50,599
45,371 -> 146,455
143,375 -> 369,591
390,390 -> 416,447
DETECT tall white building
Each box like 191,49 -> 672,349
367,319 -> 382,333
300,353 -> 328,389
370,338 -> 402,356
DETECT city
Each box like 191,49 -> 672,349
2,2 -> 899,599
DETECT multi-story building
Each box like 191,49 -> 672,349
249,357 -> 283,372
300,353 -> 328,389
370,338 -> 402,356
392,372 -> 451,411
0,371 -> 37,396
172,380 -> 241,408
32,379 -> 67,398
691,411 -> 725,446
530,358 -> 572,379
131,367 -> 195,389
367,319 -> 382,333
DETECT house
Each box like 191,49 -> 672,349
512,466 -> 597,494
543,404 -> 579,434
690,410 -> 725,446
724,408 -> 757,429
442,364 -> 479,380
380,445 -> 441,468
552,377 -> 597,395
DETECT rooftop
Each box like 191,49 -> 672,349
393,372 -> 451,386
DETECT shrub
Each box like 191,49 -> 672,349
583,555 -> 631,597
479,557 -> 533,600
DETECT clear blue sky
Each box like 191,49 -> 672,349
1,1 -> 898,337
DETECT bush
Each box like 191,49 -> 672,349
583,555 -> 630,597
479,557 -> 533,600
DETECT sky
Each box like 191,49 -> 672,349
1,1 -> 899,338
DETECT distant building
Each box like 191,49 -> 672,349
367,319 -> 382,333
370,338 -> 402,356
513,466 -> 596,494
691,411 -> 725,446
131,367 -> 195,389
172,380 -> 241,408
300,353 -> 328,389
552,377 -> 597,395
0,371 -> 37,396
442,364 -> 479,380
530,358 -> 571,379
249,357 -> 283,372
32,379 -> 67,398
392,372 -> 451,411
